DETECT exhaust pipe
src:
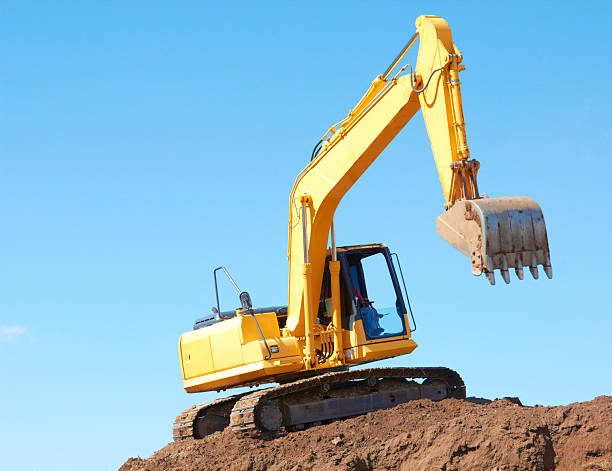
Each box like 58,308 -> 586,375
437,196 -> 552,285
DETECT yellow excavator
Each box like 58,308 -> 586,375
173,15 -> 552,439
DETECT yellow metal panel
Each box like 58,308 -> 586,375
210,326 -> 243,371
347,319 -> 367,347
242,336 -> 300,364
183,356 -> 304,393
351,338 -> 417,364
239,313 -> 281,344
242,340 -> 265,364
180,334 -> 213,380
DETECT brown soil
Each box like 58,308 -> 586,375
120,396 -> 612,471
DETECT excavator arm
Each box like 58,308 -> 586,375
286,15 -> 552,338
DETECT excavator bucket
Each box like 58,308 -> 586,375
436,197 -> 552,285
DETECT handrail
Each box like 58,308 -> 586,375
213,266 -> 241,319
212,266 -> 272,359
249,311 -> 272,360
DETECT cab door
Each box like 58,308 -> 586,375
339,247 -> 408,340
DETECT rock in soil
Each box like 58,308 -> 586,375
120,396 -> 612,471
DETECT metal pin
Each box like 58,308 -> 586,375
501,255 -> 510,284
529,252 -> 539,280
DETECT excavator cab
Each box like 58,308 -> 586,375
319,244 -> 413,341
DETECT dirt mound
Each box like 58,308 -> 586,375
120,396 -> 612,471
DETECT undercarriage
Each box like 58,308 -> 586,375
173,367 -> 465,440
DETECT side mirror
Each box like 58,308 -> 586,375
240,291 -> 253,311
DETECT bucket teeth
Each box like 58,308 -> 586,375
544,265 -> 552,279
436,196 -> 552,286
530,253 -> 539,279
543,254 -> 553,279
515,255 -> 524,280
500,255 -> 510,284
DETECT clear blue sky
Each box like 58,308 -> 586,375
1,2 -> 610,470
